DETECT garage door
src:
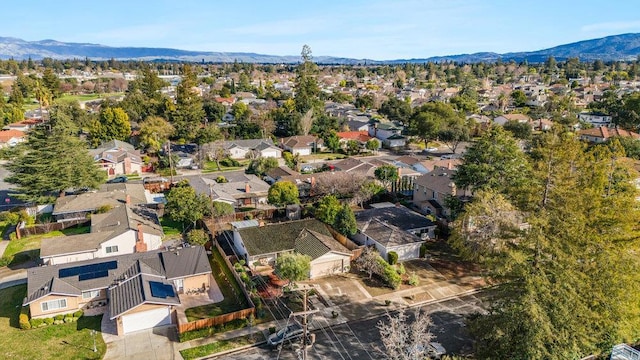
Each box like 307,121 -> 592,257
121,307 -> 171,334
311,259 -> 345,279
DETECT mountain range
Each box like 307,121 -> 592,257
0,33 -> 639,64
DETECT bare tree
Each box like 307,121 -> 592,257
355,246 -> 383,279
377,308 -> 434,360
300,108 -> 314,136
314,172 -> 366,198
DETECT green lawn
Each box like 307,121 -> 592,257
202,160 -> 249,173
160,217 -> 183,240
57,92 -> 124,103
1,226 -> 91,266
0,285 -> 106,359
184,247 -> 250,321
180,334 -> 257,360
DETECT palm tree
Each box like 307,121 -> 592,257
33,80 -> 52,120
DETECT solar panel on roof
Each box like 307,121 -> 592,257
59,261 -> 117,278
78,270 -> 109,281
149,281 -> 176,298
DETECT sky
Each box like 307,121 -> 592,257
3,0 -> 640,60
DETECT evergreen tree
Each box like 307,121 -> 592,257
171,64 -> 205,142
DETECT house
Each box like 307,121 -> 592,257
232,219 -> 352,279
0,129 -> 26,147
24,246 -> 211,335
345,120 -> 369,132
336,131 -> 378,150
205,139 -> 281,160
187,173 -> 271,208
578,112 -> 613,128
279,135 -> 324,156
41,203 -> 163,265
413,166 -> 472,218
52,183 -> 151,222
352,204 -> 436,261
368,122 -> 403,141
264,166 -> 299,184
3,118 -> 44,132
493,114 -> 531,126
90,140 -> 143,177
533,118 -> 554,131
578,127 -> 640,143
393,156 -> 429,174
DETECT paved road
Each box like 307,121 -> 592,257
218,293 -> 487,360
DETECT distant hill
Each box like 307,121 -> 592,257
0,33 -> 639,63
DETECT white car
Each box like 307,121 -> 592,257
425,147 -> 439,152
267,322 -> 304,348
428,342 -> 446,359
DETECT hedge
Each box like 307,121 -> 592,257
387,251 -> 398,265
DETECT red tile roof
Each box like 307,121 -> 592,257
0,129 -> 25,142
336,131 -> 372,142
579,126 -> 640,140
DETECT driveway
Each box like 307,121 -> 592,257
102,310 -> 180,360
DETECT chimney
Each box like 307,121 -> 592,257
245,182 -> 251,193
125,194 -> 131,205
447,161 -> 453,170
310,176 -> 316,187
135,223 -> 147,252
397,167 -> 401,176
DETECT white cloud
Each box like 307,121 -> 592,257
581,20 -> 640,32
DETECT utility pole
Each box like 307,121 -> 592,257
289,285 -> 318,360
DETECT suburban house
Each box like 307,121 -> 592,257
352,204 -> 436,261
24,246 -> 211,335
264,166 -> 299,184
578,112 -> 613,127
345,120 -> 370,132
393,156 -> 430,174
187,173 -> 271,208
90,140 -> 143,177
231,219 -> 352,279
204,139 -> 282,160
578,126 -> 640,143
41,203 -> 163,265
336,131 -> 378,150
332,158 -> 377,176
51,183 -> 153,222
0,129 -> 26,147
368,122 -> 406,148
3,118 -> 44,132
279,135 -> 325,156
493,113 -> 531,126
413,166 -> 472,219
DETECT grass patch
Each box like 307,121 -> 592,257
184,247 -> 250,321
180,334 -> 257,360
160,217 -> 183,240
1,226 -> 90,266
0,285 -> 106,359
57,92 -> 124,103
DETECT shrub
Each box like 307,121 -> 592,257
408,272 -> 420,286
385,299 -> 392,306
0,211 -> 20,224
420,243 -> 427,258
30,318 -> 44,328
186,229 -> 209,246
96,205 -> 113,214
19,313 -> 31,329
73,310 -> 84,318
396,263 -> 406,275
215,176 -> 228,183
44,317 -> 54,325
220,158 -> 240,167
378,257 -> 401,289
54,314 -> 64,321
53,320 -> 64,325
387,251 -> 398,265
9,233 -> 17,241
64,316 -> 73,323
269,326 -> 276,334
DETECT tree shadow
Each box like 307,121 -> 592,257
76,315 -> 102,331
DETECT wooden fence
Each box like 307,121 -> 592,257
17,219 -> 89,238
213,240 -> 255,309
326,226 -> 364,259
177,307 -> 254,334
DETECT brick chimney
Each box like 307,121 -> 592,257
447,161 -> 453,170
135,223 -> 147,252
310,176 -> 316,187
245,182 -> 251,193
125,194 -> 131,205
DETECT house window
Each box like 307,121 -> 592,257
432,191 -> 436,199
41,299 -> 67,312
105,246 -> 118,254
82,290 -> 100,300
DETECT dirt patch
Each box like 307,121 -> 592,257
424,239 -> 485,280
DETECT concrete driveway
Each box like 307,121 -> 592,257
102,311 -> 180,360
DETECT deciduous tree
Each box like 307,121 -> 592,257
275,253 -> 311,282
267,181 -> 299,207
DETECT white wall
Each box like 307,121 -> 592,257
261,149 -> 281,158
46,252 -> 95,266
292,148 -> 311,156
232,230 -> 248,261
144,233 -> 162,250
389,243 -> 423,261
98,231 -> 136,257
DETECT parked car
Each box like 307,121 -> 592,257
428,342 -> 446,359
107,176 -> 128,184
300,165 -> 314,174
267,321 -> 304,348
424,147 -> 439,153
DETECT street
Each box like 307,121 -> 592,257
217,293 -> 487,360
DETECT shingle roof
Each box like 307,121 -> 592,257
25,246 -> 211,317
355,206 -> 434,231
52,183 -> 148,215
359,218 -> 424,247
237,219 -> 332,256
578,126 -> 640,140
294,229 -> 350,260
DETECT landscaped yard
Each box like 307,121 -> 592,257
1,226 -> 91,267
202,160 -> 249,173
180,334 -> 258,360
184,246 -> 250,321
0,285 -> 106,359
160,217 -> 183,241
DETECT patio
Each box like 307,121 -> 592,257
175,274 -> 224,324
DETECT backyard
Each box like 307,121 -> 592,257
184,246 -> 250,321
0,225 -> 91,267
160,216 -> 183,241
0,285 -> 106,359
